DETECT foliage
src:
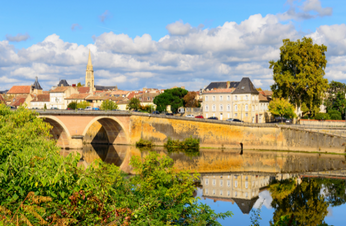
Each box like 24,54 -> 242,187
67,101 -> 78,110
269,178 -> 296,201
44,103 -> 47,110
270,37 -> 329,117
324,81 -> 346,119
0,104 -> 232,225
268,98 -> 297,122
165,137 -> 200,157
100,99 -> 118,111
183,91 -> 200,108
128,97 -> 141,110
76,101 -> 90,109
250,202 -> 263,226
139,104 -> 155,113
314,113 -> 331,120
135,138 -> 152,147
256,87 -> 263,91
154,88 -> 188,113
270,178 -> 329,226
77,82 -> 83,87
328,109 -> 342,120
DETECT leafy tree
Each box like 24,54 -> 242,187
270,37 -> 329,118
324,82 -> 346,119
67,101 -> 78,110
256,87 -> 263,91
314,113 -> 331,120
128,97 -> 141,110
183,91 -> 200,107
44,103 -> 47,110
0,104 -> 233,225
100,99 -> 118,111
76,101 -> 90,109
77,82 -> 83,87
269,98 -> 297,122
154,88 -> 188,113
328,109 -> 342,120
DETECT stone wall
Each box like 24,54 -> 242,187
130,115 -> 346,153
300,119 -> 346,127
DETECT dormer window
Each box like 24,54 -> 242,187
241,86 -> 245,89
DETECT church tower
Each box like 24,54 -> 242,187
85,50 -> 95,92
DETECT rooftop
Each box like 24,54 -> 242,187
78,87 -> 90,94
203,88 -> 236,94
57,79 -> 70,87
7,86 -> 31,94
232,77 -> 259,95
50,87 -> 69,93
65,93 -> 90,100
31,94 -> 50,102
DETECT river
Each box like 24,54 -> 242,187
60,144 -> 346,225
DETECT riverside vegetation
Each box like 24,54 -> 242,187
0,104 -> 232,225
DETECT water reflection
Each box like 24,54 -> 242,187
60,145 -> 346,225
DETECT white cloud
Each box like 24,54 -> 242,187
254,190 -> 273,209
6,33 -> 30,42
166,20 -> 192,36
71,23 -> 82,31
99,10 -> 112,23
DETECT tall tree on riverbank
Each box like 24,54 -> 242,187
269,98 -> 296,122
154,88 -> 188,113
270,37 -> 329,117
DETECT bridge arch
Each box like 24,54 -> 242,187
82,116 -> 130,145
39,116 -> 71,148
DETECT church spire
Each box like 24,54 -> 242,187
87,50 -> 93,70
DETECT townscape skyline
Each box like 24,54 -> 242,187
1,0 -> 345,92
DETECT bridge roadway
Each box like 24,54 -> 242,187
36,110 -> 346,153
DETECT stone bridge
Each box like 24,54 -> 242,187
36,110 -> 346,153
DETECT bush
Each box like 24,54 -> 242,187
328,109 -> 342,120
100,99 -> 118,111
67,101 -> 78,109
314,113 -> 330,120
135,138 -> 152,147
76,101 -> 90,109
0,104 -> 231,225
164,137 -> 200,157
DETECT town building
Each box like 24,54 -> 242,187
202,77 -> 271,122
30,93 -> 50,109
49,85 -> 78,109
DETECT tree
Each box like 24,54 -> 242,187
269,98 -> 297,122
76,101 -> 90,109
128,97 -> 141,110
324,81 -> 346,119
270,37 -> 329,118
100,99 -> 118,111
77,82 -> 83,87
67,101 -> 78,110
154,88 -> 188,113
44,103 -> 47,110
183,92 -> 200,108
328,109 -> 342,120
256,88 -> 263,91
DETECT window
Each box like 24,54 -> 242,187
220,180 -> 223,186
205,189 -> 208,194
227,95 -> 230,101
227,180 -> 231,187
220,96 -> 223,101
212,179 -> 216,186
205,179 -> 209,185
241,86 -> 245,89
245,95 -> 248,100
252,96 -> 254,100
220,190 -> 223,195
227,190 -> 230,196
235,181 -> 238,188
245,192 -> 248,198
235,113 -> 238,117
234,175 -> 238,179
252,105 -> 254,111
147,97 -> 150,101
245,104 -> 248,111
245,176 -> 248,180
205,96 -> 208,101
205,105 -> 209,112
212,189 -> 215,195
235,191 -> 238,197
206,113 -> 208,118
227,104 -> 230,111
220,104 -> 223,111
212,96 -> 216,101
245,181 -> 248,188
245,113 -> 248,117
235,104 -> 238,111
212,105 -> 216,111
235,95 -> 238,101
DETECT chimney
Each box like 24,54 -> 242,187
227,81 -> 230,88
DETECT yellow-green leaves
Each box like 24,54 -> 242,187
269,98 -> 297,120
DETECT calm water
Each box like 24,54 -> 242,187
61,144 -> 346,225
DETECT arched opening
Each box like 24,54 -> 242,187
40,116 -> 71,149
83,117 -> 129,145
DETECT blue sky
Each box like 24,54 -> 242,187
1,0 -> 345,91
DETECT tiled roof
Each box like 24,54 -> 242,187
43,91 -> 49,94
110,90 -> 130,96
65,93 -> 90,100
10,96 -> 27,106
135,92 -> 160,102
259,93 -> 269,101
50,87 -> 69,93
7,86 -> 31,94
85,95 -> 106,100
232,77 -> 259,95
57,80 -> 70,87
128,91 -> 144,99
262,90 -> 273,96
205,82 -> 239,90
203,88 -> 235,94
78,87 -> 90,94
31,94 -> 50,102
95,85 -> 117,91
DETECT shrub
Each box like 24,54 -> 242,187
314,113 -> 330,120
67,101 -> 78,109
164,137 -> 200,157
328,109 -> 342,120
76,101 -> 90,109
135,138 -> 152,147
100,99 -> 118,111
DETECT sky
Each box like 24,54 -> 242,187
1,0 -> 346,91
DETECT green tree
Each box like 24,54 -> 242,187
67,101 -> 78,110
77,82 -> 83,87
270,37 -> 329,118
324,81 -> 346,119
100,99 -> 118,111
128,97 -> 141,110
328,109 -> 342,120
154,88 -> 188,113
269,98 -> 297,122
44,103 -> 47,110
0,104 -> 233,225
76,101 -> 90,109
